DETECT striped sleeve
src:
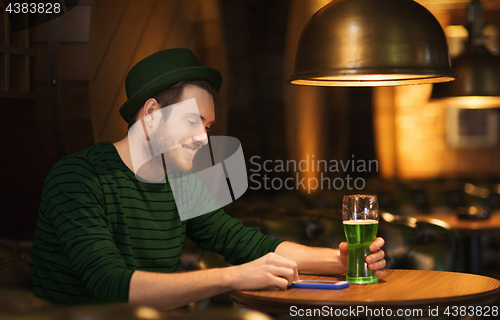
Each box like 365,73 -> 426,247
42,158 -> 134,302
186,208 -> 284,265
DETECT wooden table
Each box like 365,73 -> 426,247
414,212 -> 500,274
231,270 -> 500,317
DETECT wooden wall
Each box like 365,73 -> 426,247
374,3 -> 500,180
89,0 -> 227,143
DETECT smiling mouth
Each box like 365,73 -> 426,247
181,144 -> 199,157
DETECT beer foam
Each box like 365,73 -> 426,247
343,219 -> 378,225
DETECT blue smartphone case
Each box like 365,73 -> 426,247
288,280 -> 350,289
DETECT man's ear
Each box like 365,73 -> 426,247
142,98 -> 159,127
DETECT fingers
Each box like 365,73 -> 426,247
269,265 -> 297,286
375,269 -> 386,278
367,256 -> 386,271
366,246 -> 385,264
265,253 -> 298,279
268,272 -> 291,290
365,237 -> 386,274
338,242 -> 348,269
339,241 -> 348,254
263,253 -> 298,287
232,252 -> 299,291
279,255 -> 299,282
293,268 -> 299,282
268,252 -> 298,270
369,237 -> 385,252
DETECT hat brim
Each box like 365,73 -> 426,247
119,66 -> 222,123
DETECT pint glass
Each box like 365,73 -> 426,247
342,194 -> 379,284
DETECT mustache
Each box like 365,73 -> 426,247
181,141 -> 203,151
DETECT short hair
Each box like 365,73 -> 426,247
128,79 -> 218,129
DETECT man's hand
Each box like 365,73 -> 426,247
339,237 -> 386,278
226,252 -> 299,291
129,252 -> 298,311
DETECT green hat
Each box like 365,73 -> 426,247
119,48 -> 222,123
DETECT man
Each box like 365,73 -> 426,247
32,48 -> 386,311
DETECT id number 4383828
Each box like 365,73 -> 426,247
444,306 -> 498,317
5,2 -> 61,14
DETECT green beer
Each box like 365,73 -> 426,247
343,219 -> 379,284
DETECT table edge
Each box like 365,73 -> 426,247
231,270 -> 500,314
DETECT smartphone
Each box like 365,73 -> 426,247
288,279 -> 350,289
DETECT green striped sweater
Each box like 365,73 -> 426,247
32,142 -> 283,304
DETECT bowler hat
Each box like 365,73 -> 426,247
119,48 -> 222,123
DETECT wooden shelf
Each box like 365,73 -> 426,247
1,8 -> 33,98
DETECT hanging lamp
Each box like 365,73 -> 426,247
289,0 -> 457,87
432,0 -> 500,108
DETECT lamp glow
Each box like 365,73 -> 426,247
289,0 -> 457,87
432,0 -> 500,108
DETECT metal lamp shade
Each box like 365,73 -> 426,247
432,46 -> 500,108
289,0 -> 457,87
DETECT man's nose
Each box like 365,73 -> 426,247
193,131 -> 208,145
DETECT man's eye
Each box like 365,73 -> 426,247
206,127 -> 211,133
187,119 -> 199,126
